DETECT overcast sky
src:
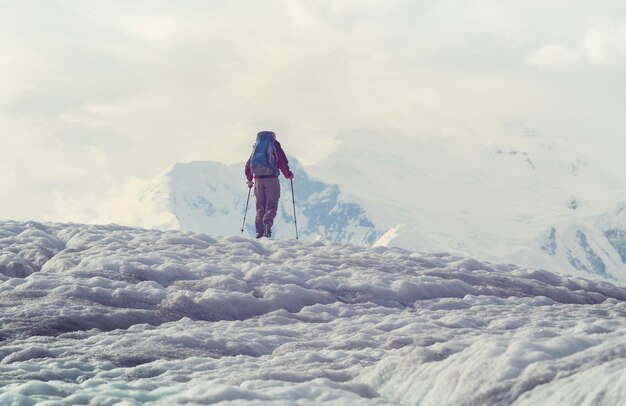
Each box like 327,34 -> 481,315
2,0 -> 626,223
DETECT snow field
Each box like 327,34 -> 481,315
1,221 -> 626,405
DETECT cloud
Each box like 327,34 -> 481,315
582,21 -> 626,67
0,163 -> 17,195
51,176 -> 179,229
1,1 -> 626,223
526,44 -> 583,70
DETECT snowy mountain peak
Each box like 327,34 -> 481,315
140,158 -> 382,245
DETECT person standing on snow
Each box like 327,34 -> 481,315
245,131 -> 294,239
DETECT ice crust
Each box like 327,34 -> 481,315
1,221 -> 626,405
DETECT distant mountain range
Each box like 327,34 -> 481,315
307,130 -> 626,284
137,131 -> 626,285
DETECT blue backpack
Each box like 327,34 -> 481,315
250,131 -> 278,176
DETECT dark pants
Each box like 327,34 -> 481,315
254,177 -> 281,236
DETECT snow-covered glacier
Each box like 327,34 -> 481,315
2,221 -> 626,405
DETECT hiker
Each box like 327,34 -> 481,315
245,131 -> 294,238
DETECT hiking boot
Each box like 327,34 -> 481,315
255,233 -> 263,239
263,225 -> 272,238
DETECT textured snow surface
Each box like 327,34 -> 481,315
1,221 -> 626,405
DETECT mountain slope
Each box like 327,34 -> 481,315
1,221 -> 626,404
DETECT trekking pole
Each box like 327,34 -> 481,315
241,186 -> 252,234
290,178 -> 299,240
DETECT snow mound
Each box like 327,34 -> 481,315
1,221 -> 626,405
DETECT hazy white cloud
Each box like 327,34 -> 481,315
582,21 -> 626,67
526,44 -> 583,70
1,0 -> 626,223
52,176 -> 178,229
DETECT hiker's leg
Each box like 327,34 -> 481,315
262,178 -> 281,235
254,180 -> 267,236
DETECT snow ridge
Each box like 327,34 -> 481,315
1,221 -> 626,405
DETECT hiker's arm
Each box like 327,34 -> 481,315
245,158 -> 253,182
275,142 -> 291,178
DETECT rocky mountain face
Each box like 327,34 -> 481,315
538,205 -> 626,283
